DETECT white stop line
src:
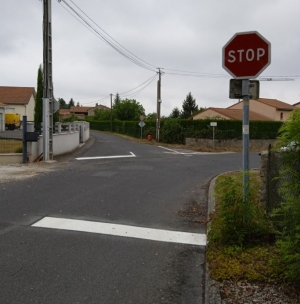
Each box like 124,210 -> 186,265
32,217 -> 206,246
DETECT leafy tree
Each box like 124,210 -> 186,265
146,112 -> 157,120
180,92 -> 198,119
113,98 -> 145,121
114,93 -> 121,106
94,108 -> 111,121
161,118 -> 184,144
34,64 -> 43,129
58,98 -> 67,109
76,102 -> 80,107
68,98 -> 75,109
169,107 -> 180,118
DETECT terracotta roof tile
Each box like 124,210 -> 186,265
70,106 -> 94,113
228,98 -> 295,110
205,108 -> 271,121
256,98 -> 295,110
0,86 -> 35,105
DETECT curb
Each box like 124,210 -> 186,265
205,175 -> 222,304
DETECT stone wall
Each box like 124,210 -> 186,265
186,138 -> 276,150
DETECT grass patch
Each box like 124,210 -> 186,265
207,170 -> 285,283
0,139 -> 23,153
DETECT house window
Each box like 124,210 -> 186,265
280,112 -> 283,120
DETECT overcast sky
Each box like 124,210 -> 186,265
1,0 -> 300,116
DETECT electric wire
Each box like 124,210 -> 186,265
118,74 -> 158,95
68,0 -> 157,70
58,0 -> 157,72
58,1 -> 300,81
120,75 -> 159,98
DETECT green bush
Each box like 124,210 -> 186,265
209,171 -> 273,247
87,118 -> 283,143
272,109 -> 300,282
160,118 -> 184,144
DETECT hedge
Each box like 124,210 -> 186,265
86,118 -> 283,144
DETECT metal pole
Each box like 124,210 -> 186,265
242,79 -> 250,202
22,116 -> 27,164
43,98 -> 49,160
43,0 -> 54,160
141,126 -> 142,139
212,126 -> 215,149
156,68 -> 162,142
110,93 -> 113,132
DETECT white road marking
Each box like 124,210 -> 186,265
158,146 -> 234,155
32,217 -> 206,246
76,152 -> 136,160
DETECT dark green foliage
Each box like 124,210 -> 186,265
68,98 -> 75,108
146,112 -> 157,120
58,98 -> 68,109
113,93 -> 121,106
180,92 -> 198,118
34,64 -> 43,129
169,107 -> 180,118
161,118 -> 184,144
94,108 -> 111,121
272,109 -> 300,282
87,118 -> 283,142
210,172 -> 274,247
113,98 -> 145,121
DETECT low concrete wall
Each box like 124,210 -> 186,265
0,153 -> 23,164
0,121 -> 90,164
186,137 -> 276,150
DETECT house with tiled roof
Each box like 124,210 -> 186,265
193,107 -> 271,121
0,86 -> 36,122
59,103 -> 110,120
228,98 -> 296,121
293,101 -> 300,108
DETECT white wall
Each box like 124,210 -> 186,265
0,121 -> 90,163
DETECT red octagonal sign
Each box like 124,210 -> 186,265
222,31 -> 271,79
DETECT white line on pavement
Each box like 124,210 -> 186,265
158,146 -> 234,155
32,217 -> 206,246
76,152 -> 136,160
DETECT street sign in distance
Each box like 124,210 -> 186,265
229,79 -> 260,99
222,31 -> 271,79
210,122 -> 217,127
138,121 -> 145,128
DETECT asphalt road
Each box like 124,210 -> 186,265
0,131 -> 260,304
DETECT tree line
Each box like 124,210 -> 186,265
34,64 -> 205,127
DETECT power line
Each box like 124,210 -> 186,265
118,74 -> 158,95
58,0 -> 157,72
119,75 -> 159,98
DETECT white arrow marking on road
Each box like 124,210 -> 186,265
76,152 -> 136,160
32,217 -> 206,246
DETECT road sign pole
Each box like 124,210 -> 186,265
242,79 -> 250,203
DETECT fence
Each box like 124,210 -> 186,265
0,119 -> 23,153
260,144 -> 300,214
0,120 -> 90,163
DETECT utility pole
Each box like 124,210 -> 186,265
43,0 -> 54,160
156,68 -> 162,142
110,93 -> 113,132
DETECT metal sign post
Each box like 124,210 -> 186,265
138,121 -> 145,139
242,80 -> 250,202
210,122 -> 217,150
222,30 -> 271,203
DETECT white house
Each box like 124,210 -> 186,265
0,86 -> 36,122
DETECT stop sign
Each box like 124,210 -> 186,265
222,31 -> 271,79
